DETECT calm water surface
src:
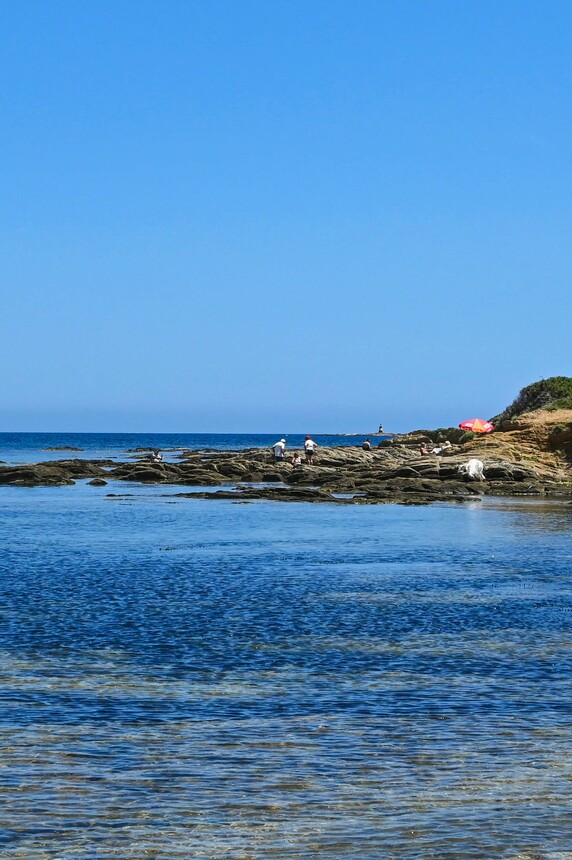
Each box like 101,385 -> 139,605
0,432 -> 386,464
0,479 -> 571,858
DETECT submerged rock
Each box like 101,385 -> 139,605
43,446 -> 84,451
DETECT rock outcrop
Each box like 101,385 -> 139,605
2,431 -> 571,503
43,446 -> 84,451
491,376 -> 572,427
2,441 -> 570,503
0,459 -> 113,487
2,378 -> 571,503
107,435 -> 571,504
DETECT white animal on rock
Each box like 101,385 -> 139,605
459,458 -> 485,481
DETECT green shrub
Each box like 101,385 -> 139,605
550,398 -> 572,409
491,376 -> 572,426
459,431 -> 476,444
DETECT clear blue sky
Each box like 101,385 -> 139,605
2,0 -> 570,432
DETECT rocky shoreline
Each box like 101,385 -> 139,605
1,409 -> 571,505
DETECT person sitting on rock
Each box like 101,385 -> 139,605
291,452 -> 302,466
362,439 -> 372,451
304,435 -> 316,464
431,440 -> 451,455
419,442 -> 430,455
271,439 -> 286,461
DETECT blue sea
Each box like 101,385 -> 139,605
1,433 -> 571,858
0,432 -> 383,465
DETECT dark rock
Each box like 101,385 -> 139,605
4,431 -> 571,503
392,428 -> 465,445
483,464 -> 537,482
110,462 -> 182,483
43,446 -> 84,451
171,486 -> 337,503
286,467 -> 336,485
393,466 -> 421,478
415,464 -> 441,478
38,459 -> 111,478
177,467 -> 230,486
486,482 -> 545,496
126,447 -> 158,453
549,423 -> 572,452
0,466 -> 75,486
438,464 -> 463,480
88,478 -> 108,486
213,461 -> 250,478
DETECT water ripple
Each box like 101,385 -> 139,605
0,490 -> 571,857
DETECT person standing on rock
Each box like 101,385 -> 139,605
304,435 -> 316,464
272,439 -> 286,461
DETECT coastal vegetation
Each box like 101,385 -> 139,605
491,376 -> 572,425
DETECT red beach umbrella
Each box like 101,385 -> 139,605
459,418 -> 494,434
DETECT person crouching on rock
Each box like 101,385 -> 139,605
271,439 -> 286,461
291,452 -> 302,467
304,435 -> 316,464
362,439 -> 372,451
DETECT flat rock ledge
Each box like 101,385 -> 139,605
0,459 -> 115,487
1,438 -> 571,506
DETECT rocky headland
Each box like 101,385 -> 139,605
1,378 -> 571,505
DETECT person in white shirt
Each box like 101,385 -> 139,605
431,440 -> 452,456
272,439 -> 286,460
304,435 -> 316,464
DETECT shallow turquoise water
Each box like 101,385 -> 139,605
0,482 -> 571,858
